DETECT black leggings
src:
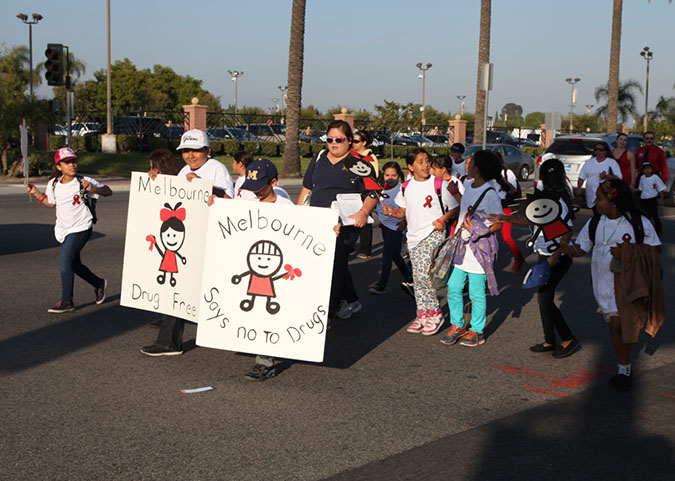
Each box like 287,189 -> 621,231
537,254 -> 574,344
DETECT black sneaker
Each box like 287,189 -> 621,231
368,282 -> 388,295
609,373 -> 632,392
244,363 -> 277,381
140,344 -> 183,357
552,338 -> 581,358
48,301 -> 75,313
95,279 -> 107,305
400,280 -> 415,298
530,343 -> 555,353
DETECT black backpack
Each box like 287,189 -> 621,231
588,212 -> 644,245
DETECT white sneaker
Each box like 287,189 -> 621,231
335,300 -> 362,319
406,311 -> 426,333
422,310 -> 444,336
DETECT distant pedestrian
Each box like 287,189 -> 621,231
612,133 -> 637,187
635,131 -> 668,183
575,141 -> 622,209
25,147 -> 112,313
637,161 -> 666,236
493,151 -> 523,271
449,143 -> 468,179
368,161 -> 413,296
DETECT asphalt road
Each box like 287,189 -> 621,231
1,179 -> 674,480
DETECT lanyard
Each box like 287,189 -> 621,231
602,215 -> 623,245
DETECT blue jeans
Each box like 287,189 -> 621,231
378,227 -> 412,287
59,228 -> 103,303
447,268 -> 487,333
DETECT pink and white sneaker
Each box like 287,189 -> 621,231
406,310 -> 427,334
422,309 -> 445,336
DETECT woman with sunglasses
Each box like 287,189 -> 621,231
575,141 -> 622,210
298,120 -> 378,321
352,130 -> 378,259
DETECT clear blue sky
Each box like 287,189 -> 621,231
3,0 -> 674,121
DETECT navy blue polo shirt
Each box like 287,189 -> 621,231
302,151 -> 363,207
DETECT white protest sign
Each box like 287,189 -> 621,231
121,172 -> 212,321
196,201 -> 337,362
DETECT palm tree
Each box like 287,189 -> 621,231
282,0 -> 307,178
606,0 -> 622,133
594,79 -> 642,126
655,95 -> 675,124
472,0 -> 491,145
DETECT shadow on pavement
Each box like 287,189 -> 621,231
0,223 -> 104,256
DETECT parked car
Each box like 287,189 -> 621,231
422,134 -> 450,146
208,127 -> 262,142
464,130 -> 519,146
113,116 -> 169,139
517,138 -> 537,148
236,123 -> 286,141
167,125 -> 184,140
53,124 -> 66,136
603,133 -> 643,153
464,143 -> 534,180
71,122 -> 102,136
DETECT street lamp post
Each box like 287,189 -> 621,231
640,46 -> 653,133
278,85 -> 288,113
228,69 -> 244,116
272,98 -> 280,113
416,62 -> 432,138
16,12 -> 43,97
456,95 -> 466,116
565,77 -> 580,132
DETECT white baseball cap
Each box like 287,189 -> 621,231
176,129 -> 210,150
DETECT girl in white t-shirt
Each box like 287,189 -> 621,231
431,154 -> 465,235
232,150 -> 254,198
26,148 -> 112,314
382,149 -> 458,336
369,162 -> 413,295
490,159 -> 580,358
567,179 -> 661,391
441,150 -> 504,348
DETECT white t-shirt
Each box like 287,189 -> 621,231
234,175 -> 246,198
578,157 -> 623,208
178,157 -> 234,198
242,193 -> 294,206
494,169 -> 518,201
533,198 -> 573,255
375,183 -> 405,231
47,176 -> 104,243
576,214 -> 660,314
638,174 -> 666,199
455,180 -> 503,274
440,174 -> 466,196
451,159 -> 467,178
394,177 -> 458,249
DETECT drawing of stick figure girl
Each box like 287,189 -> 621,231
147,202 -> 187,287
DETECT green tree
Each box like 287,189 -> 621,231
524,111 -> 545,128
595,79 -> 642,127
300,105 -> 322,119
500,103 -> 523,123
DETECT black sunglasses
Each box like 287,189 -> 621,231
326,137 -> 347,144
594,147 -> 606,151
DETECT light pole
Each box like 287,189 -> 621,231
585,104 -> 594,113
16,12 -> 43,97
416,62 -> 432,138
640,46 -> 653,132
565,77 -> 580,132
456,95 -> 466,116
228,69 -> 244,115
272,98 -> 280,113
278,85 -> 288,113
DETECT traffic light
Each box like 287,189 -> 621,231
44,43 -> 64,86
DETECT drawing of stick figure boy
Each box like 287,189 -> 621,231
147,202 -> 187,287
232,240 -> 300,315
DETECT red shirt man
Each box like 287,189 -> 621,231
635,131 -> 668,182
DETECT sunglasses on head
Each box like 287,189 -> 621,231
326,137 -> 347,144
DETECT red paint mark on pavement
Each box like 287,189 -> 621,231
524,386 -> 570,398
496,366 -> 560,380
549,371 -> 599,389
660,393 -> 675,399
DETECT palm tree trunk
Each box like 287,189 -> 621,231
473,0 -> 491,145
282,0 -> 306,178
607,0 -> 622,133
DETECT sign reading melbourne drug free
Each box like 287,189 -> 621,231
121,172 -> 212,321
196,200 -> 337,362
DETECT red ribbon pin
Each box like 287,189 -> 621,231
72,194 -> 81,205
282,264 -> 302,280
423,195 -> 433,208
622,233 -> 632,242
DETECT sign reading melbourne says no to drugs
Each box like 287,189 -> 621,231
196,201 -> 337,362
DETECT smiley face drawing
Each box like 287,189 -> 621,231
524,191 -> 578,252
146,202 -> 188,287
343,154 -> 388,200
231,240 -> 302,315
